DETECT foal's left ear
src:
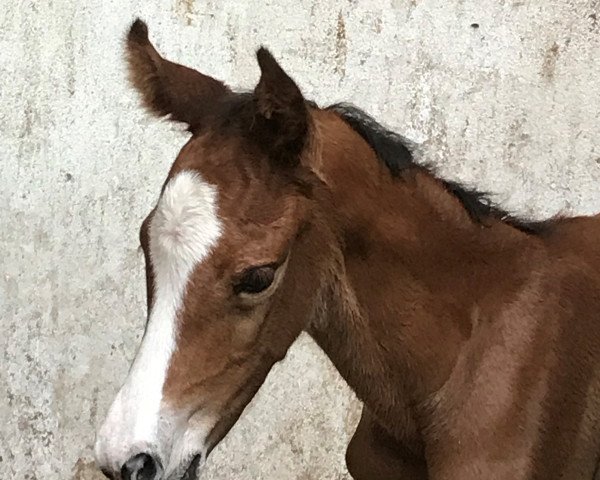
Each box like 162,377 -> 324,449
126,19 -> 230,132
253,48 -> 308,165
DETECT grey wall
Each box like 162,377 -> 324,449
2,1 -> 599,479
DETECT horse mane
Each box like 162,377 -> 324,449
328,103 -> 553,235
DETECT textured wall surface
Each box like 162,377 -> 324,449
2,1 -> 600,479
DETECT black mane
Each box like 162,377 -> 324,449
328,103 -> 551,235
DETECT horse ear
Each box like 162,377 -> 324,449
126,19 -> 230,132
253,48 -> 308,165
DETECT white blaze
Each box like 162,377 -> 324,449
95,170 -> 222,474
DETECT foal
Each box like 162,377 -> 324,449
95,20 -> 600,480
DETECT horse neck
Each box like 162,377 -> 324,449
305,117 -> 540,434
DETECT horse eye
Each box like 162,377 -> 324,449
234,265 -> 276,295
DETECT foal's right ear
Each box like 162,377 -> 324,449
126,19 -> 230,132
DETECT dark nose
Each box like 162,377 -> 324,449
121,453 -> 161,480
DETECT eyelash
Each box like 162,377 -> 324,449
234,264 -> 277,295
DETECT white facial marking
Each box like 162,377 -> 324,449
95,170 -> 222,474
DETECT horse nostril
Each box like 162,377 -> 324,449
100,468 -> 115,480
121,453 -> 161,480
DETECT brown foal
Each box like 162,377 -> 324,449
95,19 -> 600,480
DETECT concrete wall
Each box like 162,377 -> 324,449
2,1 -> 600,478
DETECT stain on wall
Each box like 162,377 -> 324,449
541,42 -> 560,80
176,0 -> 196,26
2,1 -> 600,479
334,11 -> 348,78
